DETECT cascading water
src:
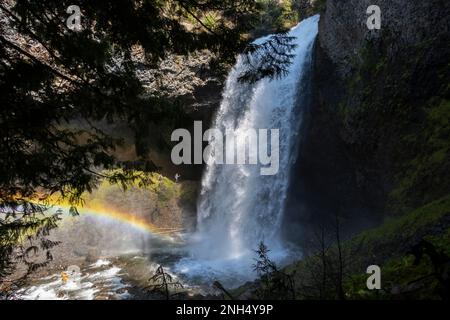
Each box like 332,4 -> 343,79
188,16 -> 320,270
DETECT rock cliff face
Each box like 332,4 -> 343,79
318,0 -> 449,79
284,0 -> 450,243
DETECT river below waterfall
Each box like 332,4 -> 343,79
12,239 -> 301,300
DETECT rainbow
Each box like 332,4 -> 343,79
51,203 -> 184,240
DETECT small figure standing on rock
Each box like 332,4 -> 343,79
175,173 -> 181,183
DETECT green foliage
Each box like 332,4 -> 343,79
202,11 -> 221,31
85,171 -> 191,206
0,201 -> 61,282
146,265 -> 184,300
252,242 -> 296,299
253,0 -> 326,36
248,196 -> 450,300
391,99 -> 450,212
253,0 -> 296,36
239,34 -> 297,83
345,231 -> 450,300
333,196 -> 450,299
349,195 -> 450,262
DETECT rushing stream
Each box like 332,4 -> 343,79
14,15 -> 320,300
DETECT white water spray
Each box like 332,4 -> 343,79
192,16 -> 320,263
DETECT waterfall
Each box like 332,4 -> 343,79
193,15 -> 319,262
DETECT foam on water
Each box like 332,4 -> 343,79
15,260 -> 130,300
